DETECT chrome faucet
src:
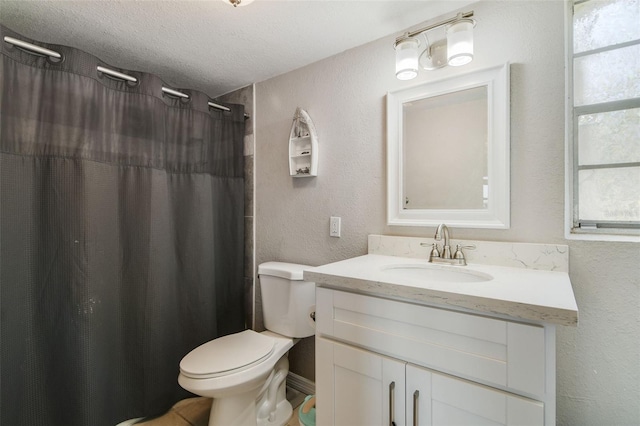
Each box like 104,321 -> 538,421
420,223 -> 475,266
435,223 -> 452,259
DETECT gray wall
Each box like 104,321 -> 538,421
255,2 -> 639,425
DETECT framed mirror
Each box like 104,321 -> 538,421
387,63 -> 510,228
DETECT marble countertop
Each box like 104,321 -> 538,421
304,254 -> 578,326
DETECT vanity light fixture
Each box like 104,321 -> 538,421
394,11 -> 476,80
447,18 -> 475,66
395,38 -> 421,80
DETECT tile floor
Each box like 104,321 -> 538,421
285,386 -> 306,426
284,403 -> 302,426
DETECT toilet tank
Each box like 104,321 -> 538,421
258,262 -> 315,338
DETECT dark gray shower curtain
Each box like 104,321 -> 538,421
0,25 -> 245,426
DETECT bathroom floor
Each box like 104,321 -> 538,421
284,386 -> 306,426
284,404 -> 302,426
134,398 -> 211,426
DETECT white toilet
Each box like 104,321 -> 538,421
178,262 -> 316,426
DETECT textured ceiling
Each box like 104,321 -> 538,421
0,0 -> 473,98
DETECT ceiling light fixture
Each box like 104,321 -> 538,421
394,11 -> 476,80
224,0 -> 254,7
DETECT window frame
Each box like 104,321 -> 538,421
564,0 -> 640,242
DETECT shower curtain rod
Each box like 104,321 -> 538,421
4,36 -> 250,119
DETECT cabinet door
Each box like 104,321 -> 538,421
405,364 -> 544,426
317,337 -> 406,426
406,364 -> 433,426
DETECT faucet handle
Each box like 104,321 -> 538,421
453,243 -> 476,260
429,243 -> 441,262
457,243 -> 476,250
420,242 -> 441,261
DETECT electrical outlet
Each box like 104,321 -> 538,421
330,216 -> 341,237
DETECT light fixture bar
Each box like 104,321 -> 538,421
394,11 -> 474,46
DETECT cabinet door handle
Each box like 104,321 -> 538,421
389,381 -> 396,426
413,390 -> 420,426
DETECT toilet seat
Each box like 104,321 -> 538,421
180,330 -> 275,379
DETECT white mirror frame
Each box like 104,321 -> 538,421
387,63 -> 510,229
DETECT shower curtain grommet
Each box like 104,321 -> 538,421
168,93 -> 192,104
126,78 -> 140,88
96,65 -> 140,87
9,43 -> 65,64
98,71 -> 141,87
46,52 -> 64,64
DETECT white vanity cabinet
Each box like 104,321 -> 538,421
315,287 -> 555,426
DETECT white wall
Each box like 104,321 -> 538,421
255,1 -> 640,425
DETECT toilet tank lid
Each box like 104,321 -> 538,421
258,261 -> 313,280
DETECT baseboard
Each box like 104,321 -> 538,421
287,372 -> 315,395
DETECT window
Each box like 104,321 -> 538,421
567,0 -> 640,239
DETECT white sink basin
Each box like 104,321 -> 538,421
380,264 -> 492,283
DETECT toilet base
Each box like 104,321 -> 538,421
203,355 -> 292,426
206,388 -> 292,426
208,390 -> 260,426
257,399 -> 292,426
256,356 -> 291,426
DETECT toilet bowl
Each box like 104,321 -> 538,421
178,262 -> 315,426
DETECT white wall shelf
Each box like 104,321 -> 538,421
289,108 -> 318,177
